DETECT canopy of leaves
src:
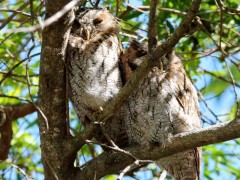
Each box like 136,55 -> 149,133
0,0 -> 239,179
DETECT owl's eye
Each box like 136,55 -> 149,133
93,18 -> 103,25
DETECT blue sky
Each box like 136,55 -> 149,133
1,0 -> 239,179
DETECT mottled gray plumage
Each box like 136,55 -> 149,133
67,8 -> 125,144
67,8 -> 201,179
121,48 -> 201,179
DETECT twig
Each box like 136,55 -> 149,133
128,5 -> 187,16
95,0 -> 100,7
158,170 -> 167,180
223,59 -> 239,118
11,163 -> 33,180
0,8 -> 31,17
126,4 -> 149,14
26,45 -> 49,130
1,0 -> 87,33
0,2 -> 30,30
86,139 -> 137,160
116,0 -> 119,16
0,53 -> 40,85
0,70 -> 39,78
216,0 -> 239,117
0,94 -> 30,102
117,160 -> 153,180
215,0 -> 240,15
199,67 -> 240,88
193,83 -> 222,124
148,0 -> 158,51
195,16 -> 219,46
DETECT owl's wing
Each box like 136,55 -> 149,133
176,69 -> 201,130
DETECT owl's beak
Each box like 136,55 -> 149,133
85,28 -> 91,40
81,26 -> 91,40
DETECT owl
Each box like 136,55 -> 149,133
120,41 -> 201,179
67,8 -> 126,146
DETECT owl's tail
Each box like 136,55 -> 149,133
157,147 -> 202,180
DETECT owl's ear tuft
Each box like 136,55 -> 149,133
103,6 -> 110,11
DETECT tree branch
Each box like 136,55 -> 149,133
0,103 -> 36,160
69,0 -> 202,154
148,0 -> 158,51
75,116 -> 240,179
215,0 -> 240,15
1,0 -> 87,33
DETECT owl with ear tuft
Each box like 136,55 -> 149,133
120,40 -> 202,180
67,8 -> 126,147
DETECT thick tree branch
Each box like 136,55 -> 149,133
0,103 -> 36,160
69,0 -> 202,154
75,116 -> 240,179
3,103 -> 36,121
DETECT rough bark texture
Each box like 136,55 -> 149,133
38,0 -> 76,179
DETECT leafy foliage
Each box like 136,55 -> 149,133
0,0 -> 239,179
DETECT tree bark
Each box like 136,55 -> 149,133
38,0 -> 75,179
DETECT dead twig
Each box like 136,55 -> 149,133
117,160 -> 154,180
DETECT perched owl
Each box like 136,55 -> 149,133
120,41 -> 201,179
67,8 -> 125,146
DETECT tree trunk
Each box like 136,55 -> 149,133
38,0 -> 76,179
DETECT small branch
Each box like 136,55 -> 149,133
11,163 -> 33,180
223,59 -> 239,117
26,42 -> 49,130
1,0 -> 87,33
0,53 -> 40,85
215,0 -> 240,15
117,160 -> 153,180
3,103 -> 36,121
99,123 -> 136,159
199,67 -> 240,88
158,170 -> 167,180
75,116 -> 240,179
127,5 -> 187,16
86,139 -> 136,160
0,8 -> 31,17
0,103 -> 36,160
148,0 -> 158,51
0,70 -> 39,78
0,2 -> 30,30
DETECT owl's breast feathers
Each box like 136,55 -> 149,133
68,8 -> 127,148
